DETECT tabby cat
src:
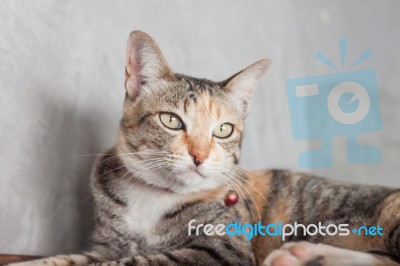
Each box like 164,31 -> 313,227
10,31 -> 400,266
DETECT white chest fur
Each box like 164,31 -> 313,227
123,184 -> 184,245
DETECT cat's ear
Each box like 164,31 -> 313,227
125,31 -> 175,98
222,59 -> 271,117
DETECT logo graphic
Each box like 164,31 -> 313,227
188,219 -> 384,242
287,39 -> 382,168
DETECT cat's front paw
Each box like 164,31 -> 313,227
7,262 -> 35,266
262,241 -> 378,266
263,242 -> 325,266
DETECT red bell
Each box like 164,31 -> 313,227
224,190 -> 239,207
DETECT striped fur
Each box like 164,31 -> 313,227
9,31 -> 400,266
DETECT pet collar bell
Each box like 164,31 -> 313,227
224,190 -> 239,207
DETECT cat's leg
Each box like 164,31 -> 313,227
7,252 -> 101,266
10,247 -> 252,266
91,246 -> 253,266
8,240 -> 255,266
90,237 -> 255,266
263,241 -> 399,266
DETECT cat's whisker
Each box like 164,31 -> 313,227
227,168 -> 272,212
219,175 -> 247,214
77,153 -> 115,157
133,158 -> 171,166
221,170 -> 262,222
225,165 -> 272,209
97,165 -> 127,178
109,170 -> 133,200
222,173 -> 257,223
129,153 -> 183,165
111,162 -> 170,198
209,162 -> 271,209
216,170 -> 250,210
123,152 -> 172,162
164,154 -> 187,161
221,167 -> 263,219
133,161 -> 170,172
89,150 -> 168,166
137,163 -> 170,173
77,150 -> 167,157
112,174 -> 139,203
103,158 -> 171,200
137,157 -> 174,165
230,164 -> 274,195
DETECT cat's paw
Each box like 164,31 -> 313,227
7,262 -> 35,266
263,242 -> 326,266
263,241 -> 379,266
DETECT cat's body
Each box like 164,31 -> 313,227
87,149 -> 400,266
10,31 -> 400,266
86,147 -> 255,265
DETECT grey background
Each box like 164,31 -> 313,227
0,0 -> 399,256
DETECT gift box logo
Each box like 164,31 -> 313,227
287,39 -> 382,168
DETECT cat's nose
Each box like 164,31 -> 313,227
189,150 -> 209,167
193,158 -> 202,167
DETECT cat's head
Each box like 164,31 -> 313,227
117,31 -> 270,194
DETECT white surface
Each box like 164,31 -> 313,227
0,0 -> 399,255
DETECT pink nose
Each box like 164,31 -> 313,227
189,149 -> 209,166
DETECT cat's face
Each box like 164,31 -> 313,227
117,31 -> 270,194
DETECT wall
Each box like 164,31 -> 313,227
0,0 -> 399,255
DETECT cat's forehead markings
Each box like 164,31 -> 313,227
196,91 -> 212,118
176,75 -> 226,120
186,92 -> 222,129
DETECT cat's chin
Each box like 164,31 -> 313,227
120,156 -> 222,194
136,171 -> 222,194
169,181 -> 222,194
171,171 -> 222,194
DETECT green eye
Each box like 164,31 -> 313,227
213,123 -> 234,138
159,113 -> 184,130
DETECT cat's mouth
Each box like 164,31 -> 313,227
193,169 -> 206,178
186,165 -> 206,178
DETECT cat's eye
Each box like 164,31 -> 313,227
159,113 -> 184,130
213,123 -> 234,139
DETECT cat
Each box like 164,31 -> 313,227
9,31 -> 400,266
